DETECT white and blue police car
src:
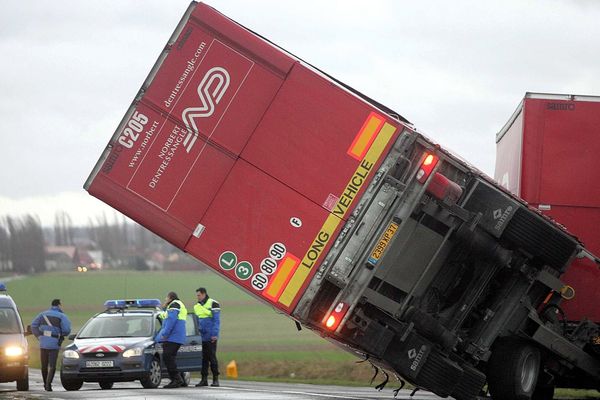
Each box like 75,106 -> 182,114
0,283 -> 29,391
60,299 -> 202,390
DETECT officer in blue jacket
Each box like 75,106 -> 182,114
155,291 -> 187,389
193,287 -> 221,387
31,299 -> 71,391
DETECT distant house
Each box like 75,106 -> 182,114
45,246 -> 104,271
45,246 -> 78,271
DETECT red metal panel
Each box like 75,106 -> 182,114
185,159 -> 341,312
88,175 -> 190,248
88,3 -> 295,243
537,100 -> 600,207
142,24 -> 289,156
189,3 -> 295,77
521,98 -> 600,207
90,102 -> 236,230
540,205 -> 600,321
498,94 -> 600,321
241,63 -> 401,217
87,2 -> 400,315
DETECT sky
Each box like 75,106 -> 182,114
1,0 -> 600,226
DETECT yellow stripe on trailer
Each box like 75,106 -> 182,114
347,112 -> 385,160
264,254 -> 300,301
278,121 -> 397,307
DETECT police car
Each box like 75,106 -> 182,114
0,283 -> 29,391
60,299 -> 202,390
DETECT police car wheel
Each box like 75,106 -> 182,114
99,381 -> 114,390
61,377 -> 83,391
140,358 -> 162,389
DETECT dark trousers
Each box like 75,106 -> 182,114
40,349 -> 59,386
162,342 -> 181,381
202,340 -> 219,377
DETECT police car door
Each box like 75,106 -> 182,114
176,314 -> 202,371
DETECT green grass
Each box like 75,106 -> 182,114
6,270 -> 373,385
555,389 -> 600,399
8,271 -> 600,393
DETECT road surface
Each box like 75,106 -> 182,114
0,369 -> 444,400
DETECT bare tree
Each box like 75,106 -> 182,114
5,215 -> 45,274
54,211 -> 74,246
0,219 -> 10,271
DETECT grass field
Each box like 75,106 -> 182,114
6,271 -> 599,396
5,270 -> 375,385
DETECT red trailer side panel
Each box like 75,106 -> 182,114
497,93 -> 600,321
184,159 -> 343,312
86,2 -> 404,314
88,3 -> 294,245
534,99 -> 600,207
241,64 -> 400,218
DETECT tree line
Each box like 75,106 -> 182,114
0,211 -> 186,274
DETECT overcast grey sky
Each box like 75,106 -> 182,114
1,0 -> 600,226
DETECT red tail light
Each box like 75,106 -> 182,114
417,153 -> 439,183
426,172 -> 463,203
323,302 -> 349,331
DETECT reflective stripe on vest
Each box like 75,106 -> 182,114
168,300 -> 187,321
194,298 -> 216,319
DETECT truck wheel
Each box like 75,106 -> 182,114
140,357 -> 162,389
99,381 -> 114,390
61,377 -> 84,391
488,340 -> 541,400
16,368 -> 29,391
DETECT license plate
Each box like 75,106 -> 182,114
85,360 -> 114,368
367,221 -> 399,265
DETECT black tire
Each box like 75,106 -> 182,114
61,376 -> 84,391
99,381 -> 114,390
140,357 -> 162,389
488,340 -> 541,400
180,371 -> 191,387
16,368 -> 29,391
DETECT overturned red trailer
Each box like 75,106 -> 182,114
86,3 -> 600,399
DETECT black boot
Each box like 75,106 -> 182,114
195,375 -> 208,387
163,375 -> 183,389
45,367 -> 55,391
211,376 -> 220,387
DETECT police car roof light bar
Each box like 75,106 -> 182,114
0,283 -> 6,292
104,299 -> 161,309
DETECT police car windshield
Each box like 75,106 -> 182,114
0,308 -> 21,334
78,314 -> 153,338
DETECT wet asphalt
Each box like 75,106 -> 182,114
0,369 -> 444,400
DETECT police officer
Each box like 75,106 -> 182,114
156,291 -> 187,389
31,299 -> 71,391
194,287 -> 221,387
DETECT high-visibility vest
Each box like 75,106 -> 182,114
160,299 -> 187,320
194,298 -> 217,319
